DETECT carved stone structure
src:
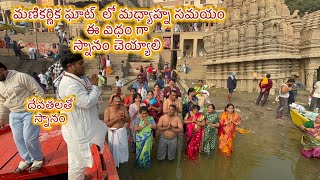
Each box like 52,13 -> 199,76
203,0 -> 320,95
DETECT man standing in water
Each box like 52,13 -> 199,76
58,50 -> 107,179
157,105 -> 183,160
163,90 -> 182,115
0,62 -> 45,173
104,95 -> 130,167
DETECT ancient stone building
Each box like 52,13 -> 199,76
203,0 -> 320,95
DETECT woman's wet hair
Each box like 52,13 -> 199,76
139,106 -> 148,113
133,93 -> 142,101
191,105 -> 200,111
224,103 -> 235,113
207,104 -> 215,110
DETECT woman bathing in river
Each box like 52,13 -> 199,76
134,106 -> 157,168
299,114 -> 320,158
218,104 -> 241,156
202,104 -> 220,155
184,105 -> 206,160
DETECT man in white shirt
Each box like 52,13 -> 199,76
58,50 -> 107,179
115,76 -> 123,87
309,79 -> 320,112
28,48 -> 36,60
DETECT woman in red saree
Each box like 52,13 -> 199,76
218,104 -> 241,156
184,105 -> 206,160
143,91 -> 162,124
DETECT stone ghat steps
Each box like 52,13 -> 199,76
176,57 -> 206,80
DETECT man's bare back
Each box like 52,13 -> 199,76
104,106 -> 129,128
158,114 -> 183,139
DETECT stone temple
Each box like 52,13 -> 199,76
203,0 -> 320,95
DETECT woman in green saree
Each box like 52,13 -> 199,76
299,114 -> 320,158
202,104 -> 220,155
134,106 -> 157,168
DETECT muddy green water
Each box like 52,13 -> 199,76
117,116 -> 320,180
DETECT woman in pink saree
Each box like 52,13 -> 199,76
184,105 -> 206,160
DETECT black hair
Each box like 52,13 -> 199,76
99,72 -> 102,75
60,49 -> 83,70
187,88 -> 195,95
130,88 -> 136,92
154,83 -> 160,87
224,103 -> 235,113
191,105 -> 200,111
133,93 -> 142,101
169,79 -> 176,83
115,76 -> 119,79
287,78 -> 296,83
147,90 -> 154,95
139,106 -> 148,114
111,95 -> 121,102
170,89 -> 177,95
207,104 -> 215,110
266,74 -> 271,78
169,104 -> 177,111
198,80 -> 203,83
0,62 -> 7,70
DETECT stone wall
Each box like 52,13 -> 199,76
203,0 -> 320,94
206,59 -> 301,95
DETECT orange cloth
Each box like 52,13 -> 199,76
106,66 -> 113,75
218,112 -> 241,156
261,77 -> 269,85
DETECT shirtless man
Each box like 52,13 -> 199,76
104,95 -> 130,167
157,104 -> 183,160
163,90 -> 182,114
108,86 -> 126,105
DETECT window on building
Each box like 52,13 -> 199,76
200,0 -> 206,4
191,1 -> 194,5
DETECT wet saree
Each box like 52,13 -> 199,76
218,112 -> 241,156
301,122 -> 320,158
203,111 -> 219,155
135,116 -> 155,168
301,133 -> 320,158
185,113 -> 205,160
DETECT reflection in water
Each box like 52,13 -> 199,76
117,118 -> 320,180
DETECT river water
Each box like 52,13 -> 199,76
117,93 -> 320,180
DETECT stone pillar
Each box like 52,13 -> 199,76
306,69 -> 315,92
180,38 -> 184,58
1,12 -> 6,24
193,39 -> 197,57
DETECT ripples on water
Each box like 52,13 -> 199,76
118,120 -> 320,180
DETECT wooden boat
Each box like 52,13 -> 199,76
0,125 -> 119,180
290,109 -> 310,127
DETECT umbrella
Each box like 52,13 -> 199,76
0,24 -> 26,34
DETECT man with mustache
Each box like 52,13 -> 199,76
104,95 -> 130,168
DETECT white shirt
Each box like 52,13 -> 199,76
38,73 -> 47,85
58,72 -> 107,169
116,80 -> 124,87
279,84 -> 290,98
106,59 -> 111,66
313,81 -> 320,98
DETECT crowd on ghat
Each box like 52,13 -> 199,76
0,50 -> 319,179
